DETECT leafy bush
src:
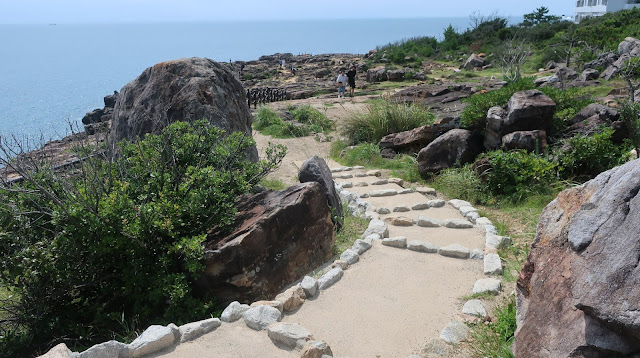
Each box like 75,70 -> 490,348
460,78 -> 536,129
538,87 -> 594,134
0,121 -> 286,356
430,165 -> 490,205
342,99 -> 436,144
469,297 -> 517,358
374,36 -> 438,64
574,7 -> 640,50
481,150 -> 559,202
254,105 -> 332,138
621,103 -> 640,158
558,127 -> 630,180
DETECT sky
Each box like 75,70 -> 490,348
0,0 -> 576,24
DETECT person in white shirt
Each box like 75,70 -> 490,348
336,70 -> 347,98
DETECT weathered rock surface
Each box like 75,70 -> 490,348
407,240 -> 439,253
75,340 -> 130,358
362,219 -> 389,239
462,300 -> 487,317
129,325 -> 178,358
484,90 -> 556,150
483,254 -> 503,276
267,322 -> 313,349
352,239 -> 372,255
250,300 -> 284,313
515,159 -> 640,357
416,216 -> 442,227
221,301 -> 250,323
439,244 -> 471,259
340,249 -> 360,265
299,156 -> 344,229
501,130 -> 547,153
378,117 -> 458,153
370,189 -> 398,197
317,267 -> 344,290
199,182 -> 335,304
417,129 -> 483,175
243,305 -> 282,331
462,54 -> 485,70
443,219 -> 474,229
300,340 -> 333,358
440,321 -> 470,344
384,216 -> 414,227
275,285 -> 307,312
300,276 -> 318,298
382,236 -> 408,248
37,343 -> 74,358
179,318 -> 221,343
110,57 -> 257,161
472,278 -> 501,295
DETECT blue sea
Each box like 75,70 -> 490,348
1,18 -> 488,142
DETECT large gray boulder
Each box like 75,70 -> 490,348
109,57 -> 257,161
514,159 -> 640,357
501,130 -> 547,153
378,117 -> 457,153
417,129 -> 483,175
461,54 -> 485,70
197,182 -> 335,305
299,156 -> 344,229
484,90 -> 556,150
618,36 -> 640,57
571,103 -> 619,124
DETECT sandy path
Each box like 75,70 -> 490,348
281,241 -> 481,358
151,96 -> 487,358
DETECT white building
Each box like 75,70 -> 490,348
575,0 -> 640,22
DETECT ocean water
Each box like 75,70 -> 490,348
0,18 -> 480,142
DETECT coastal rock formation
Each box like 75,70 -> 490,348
109,57 -> 258,161
378,117 -> 458,154
366,66 -> 388,82
501,130 -> 547,153
82,91 -> 118,135
298,156 -> 343,229
514,159 -> 640,357
484,90 -> 556,150
417,129 -> 483,175
198,182 -> 335,304
461,54 -> 485,70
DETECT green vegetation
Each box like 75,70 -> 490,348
468,297 -> 517,358
330,141 -> 421,183
558,128 -> 630,180
334,209 -> 369,254
0,121 -> 286,356
430,165 -> 490,205
342,99 -> 436,144
254,105 -> 334,138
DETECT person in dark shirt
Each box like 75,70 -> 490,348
346,65 -> 357,97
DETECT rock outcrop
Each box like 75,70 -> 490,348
378,117 -> 458,153
109,57 -> 257,161
198,182 -> 335,304
298,156 -> 343,229
514,159 -> 640,357
501,130 -> 547,153
81,91 -> 118,135
484,90 -> 556,150
417,129 -> 483,175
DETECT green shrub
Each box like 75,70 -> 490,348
558,127 -> 630,180
460,78 -> 536,129
254,106 -> 283,130
481,150 -> 559,202
538,87 -> 594,135
374,36 -> 438,64
469,297 -> 517,358
254,105 -> 332,138
0,121 -> 286,356
621,103 -> 640,158
342,99 -> 436,144
430,165 -> 490,205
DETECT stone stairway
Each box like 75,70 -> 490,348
60,166 -> 509,358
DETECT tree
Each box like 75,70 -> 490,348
521,7 -> 560,27
441,24 -> 461,52
495,38 -> 530,83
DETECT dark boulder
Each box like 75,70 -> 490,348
386,70 -> 405,81
378,117 -> 458,153
366,66 -> 387,82
109,57 -> 257,161
579,69 -> 600,81
504,90 -> 556,133
461,54 -> 484,70
298,156 -> 343,230
514,159 -> 640,357
501,130 -> 547,153
104,91 -> 118,108
484,90 -> 555,150
199,182 -> 335,304
417,129 -> 483,176
82,108 -> 105,125
571,103 -> 619,124
584,52 -> 618,70
555,67 -> 579,81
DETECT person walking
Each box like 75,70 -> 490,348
346,65 -> 357,97
336,69 -> 347,98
